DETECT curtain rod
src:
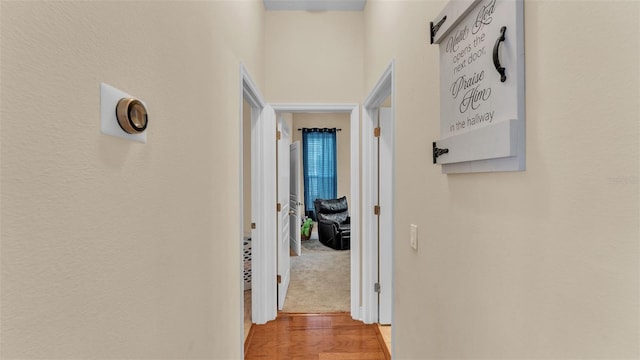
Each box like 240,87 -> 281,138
297,128 -> 342,131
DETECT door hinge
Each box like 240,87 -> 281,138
277,203 -> 281,212
374,283 -> 381,293
251,222 -> 256,229
374,205 -> 380,215
374,127 -> 381,138
276,130 -> 281,140
277,275 -> 282,284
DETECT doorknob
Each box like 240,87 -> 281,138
289,210 -> 295,215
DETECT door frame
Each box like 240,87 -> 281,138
289,141 -> 302,256
239,64 -> 277,334
276,116 -> 292,310
271,103 -> 360,320
362,61 -> 395,326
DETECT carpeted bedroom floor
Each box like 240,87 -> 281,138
281,230 -> 350,313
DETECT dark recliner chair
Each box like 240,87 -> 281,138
314,196 -> 351,250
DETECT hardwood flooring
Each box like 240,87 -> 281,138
377,324 -> 391,354
245,313 -> 390,360
244,290 -> 252,342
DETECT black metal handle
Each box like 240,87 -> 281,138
432,142 -> 449,164
493,26 -> 507,82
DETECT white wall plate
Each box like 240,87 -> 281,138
100,83 -> 147,143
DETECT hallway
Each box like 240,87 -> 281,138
1,1 -> 638,359
244,313 -> 390,359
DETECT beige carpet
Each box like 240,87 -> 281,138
281,231 -> 350,313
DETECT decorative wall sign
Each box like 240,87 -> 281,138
431,0 -> 524,173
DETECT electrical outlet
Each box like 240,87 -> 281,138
410,224 -> 418,251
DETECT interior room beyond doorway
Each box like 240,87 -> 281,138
278,111 -> 351,314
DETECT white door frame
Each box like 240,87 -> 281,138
378,106 -> 393,325
290,141 -> 302,256
239,64 -> 277,335
362,61 -> 395,325
271,103 -> 360,320
276,117 -> 291,310
240,61 -> 394,355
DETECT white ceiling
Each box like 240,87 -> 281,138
263,0 -> 367,11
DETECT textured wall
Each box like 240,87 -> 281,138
364,0 -> 639,358
265,11 -> 364,103
0,1 -> 264,358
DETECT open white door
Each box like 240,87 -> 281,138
378,107 -> 393,325
277,116 -> 291,310
290,141 -> 302,256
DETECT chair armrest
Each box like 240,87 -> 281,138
317,218 -> 341,229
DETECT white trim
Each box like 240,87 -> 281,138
239,64 -> 276,360
271,103 -> 358,113
363,64 -> 393,111
238,65 -> 246,359
378,107 -> 394,325
362,61 -> 395,330
241,64 -> 265,109
277,116 -> 292,310
271,103 -> 361,321
361,106 -> 377,324
349,105 -> 360,320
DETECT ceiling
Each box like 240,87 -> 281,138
263,0 -> 367,11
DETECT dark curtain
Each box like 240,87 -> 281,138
302,128 -> 337,220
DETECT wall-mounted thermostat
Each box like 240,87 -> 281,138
100,83 -> 148,143
116,98 -> 148,134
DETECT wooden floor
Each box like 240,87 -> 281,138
245,313 -> 390,360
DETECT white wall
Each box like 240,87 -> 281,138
292,113 -> 352,209
0,1 -> 264,358
364,0 -> 639,358
265,11 -> 364,103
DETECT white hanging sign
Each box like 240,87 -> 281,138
431,0 -> 525,173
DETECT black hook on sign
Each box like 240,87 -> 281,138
493,26 -> 507,82
433,142 -> 449,164
430,15 -> 447,44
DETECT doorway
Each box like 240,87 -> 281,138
239,81 -> 362,333
277,111 -> 352,313
272,104 -> 360,318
